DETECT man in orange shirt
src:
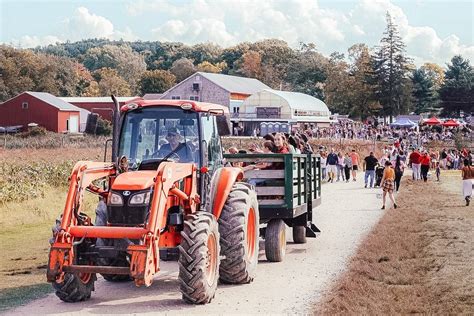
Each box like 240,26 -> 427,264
350,149 -> 360,181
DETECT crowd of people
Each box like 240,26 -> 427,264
297,121 -> 472,147
227,129 -> 473,208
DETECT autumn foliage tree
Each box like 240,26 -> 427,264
138,70 -> 176,95
93,68 -> 132,96
170,58 -> 196,82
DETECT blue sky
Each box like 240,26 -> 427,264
1,0 -> 473,66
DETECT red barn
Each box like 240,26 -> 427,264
0,92 -> 82,133
61,97 -> 138,121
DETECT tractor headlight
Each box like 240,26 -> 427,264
108,192 -> 123,206
129,192 -> 151,206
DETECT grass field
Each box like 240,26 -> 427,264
316,171 -> 473,314
0,146 -> 103,311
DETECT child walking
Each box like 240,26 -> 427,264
436,161 -> 441,181
381,161 -> 397,210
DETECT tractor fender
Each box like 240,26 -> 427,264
208,167 -> 243,219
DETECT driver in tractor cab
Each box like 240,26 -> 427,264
154,127 -> 194,162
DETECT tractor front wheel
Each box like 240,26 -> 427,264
178,212 -> 220,304
218,182 -> 259,284
50,215 -> 96,302
53,272 -> 96,303
265,219 -> 286,262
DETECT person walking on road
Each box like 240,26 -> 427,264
350,149 -> 360,181
461,158 -> 473,206
420,151 -> 431,182
409,148 -> 421,180
327,149 -> 338,183
363,152 -> 378,188
343,152 -> 352,183
381,160 -> 397,210
320,151 -> 327,181
337,152 -> 345,181
394,155 -> 405,192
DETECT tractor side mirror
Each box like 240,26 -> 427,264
216,115 -> 231,136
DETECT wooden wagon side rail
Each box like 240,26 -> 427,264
223,153 -> 322,214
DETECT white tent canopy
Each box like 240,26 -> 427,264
239,89 -> 331,123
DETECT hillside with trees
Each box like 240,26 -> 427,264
0,13 -> 472,119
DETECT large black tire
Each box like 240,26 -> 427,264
179,212 -> 220,304
265,219 -> 286,262
53,272 -> 96,302
218,182 -> 259,284
292,226 -> 307,244
94,200 -> 132,282
50,215 -> 97,302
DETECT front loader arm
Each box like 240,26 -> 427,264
59,161 -> 116,232
48,161 -> 116,283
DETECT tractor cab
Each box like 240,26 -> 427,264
117,102 -> 225,172
111,101 -> 229,217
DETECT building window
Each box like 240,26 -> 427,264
171,96 -> 181,100
192,83 -> 200,91
190,96 -> 199,101
22,102 -> 28,109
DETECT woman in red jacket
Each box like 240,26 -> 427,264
273,133 -> 290,154
420,151 -> 431,182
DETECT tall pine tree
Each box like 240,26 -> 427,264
373,12 -> 413,121
439,55 -> 473,116
411,67 -> 439,114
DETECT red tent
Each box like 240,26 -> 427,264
442,119 -> 460,127
424,117 -> 441,125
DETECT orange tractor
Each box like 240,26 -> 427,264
47,98 -> 259,304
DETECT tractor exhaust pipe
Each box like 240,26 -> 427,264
111,95 -> 120,163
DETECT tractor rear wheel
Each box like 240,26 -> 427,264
179,212 -> 220,304
218,182 -> 259,284
292,226 -> 307,244
53,272 -> 96,302
265,219 -> 286,262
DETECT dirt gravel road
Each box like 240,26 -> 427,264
8,178 -> 386,315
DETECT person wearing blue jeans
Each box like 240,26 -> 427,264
363,152 -> 379,188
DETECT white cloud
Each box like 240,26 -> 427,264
352,0 -> 474,65
9,35 -> 61,48
63,7 -> 114,40
152,18 -> 236,46
11,7 -> 137,48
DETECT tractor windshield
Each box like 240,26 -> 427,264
118,107 -> 200,167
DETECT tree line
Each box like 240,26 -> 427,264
1,13 -> 472,119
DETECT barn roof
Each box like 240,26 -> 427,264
26,92 -> 81,111
198,72 -> 270,95
60,96 -> 136,103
